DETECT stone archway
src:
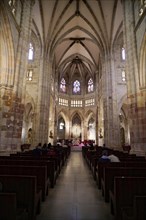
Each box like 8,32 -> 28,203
57,116 -> 66,140
72,114 -> 81,138
87,117 -> 95,141
71,113 -> 81,145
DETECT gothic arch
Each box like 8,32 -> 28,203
30,31 -> 42,59
58,109 -> 69,122
70,110 -> 83,122
118,94 -> 127,112
118,95 -> 130,145
71,112 -> 82,139
139,34 -> 146,88
57,110 -> 70,139
57,112 -> 67,140
21,92 -> 35,144
85,110 -> 95,119
0,4 -> 15,86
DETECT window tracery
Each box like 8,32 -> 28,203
27,69 -> 33,81
73,80 -> 80,94
28,43 -> 34,60
121,47 -> 126,61
122,70 -> 126,82
60,78 -> 66,93
88,78 -> 94,93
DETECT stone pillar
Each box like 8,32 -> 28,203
69,121 -> 72,139
53,105 -> 58,144
33,59 -> 51,146
0,0 -> 34,152
102,53 -> 121,149
81,120 -> 84,141
123,0 -> 146,155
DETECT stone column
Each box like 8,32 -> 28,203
33,58 -> 51,146
102,53 -> 121,149
123,0 -> 146,155
53,105 -> 58,144
0,0 -> 34,152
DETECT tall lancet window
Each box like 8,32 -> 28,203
28,43 -> 34,60
73,80 -> 80,94
121,47 -> 126,60
88,78 -> 93,93
60,78 -> 66,93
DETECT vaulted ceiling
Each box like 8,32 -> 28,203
32,0 -> 123,80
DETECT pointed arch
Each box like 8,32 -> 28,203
139,34 -> 146,88
0,4 -> 15,86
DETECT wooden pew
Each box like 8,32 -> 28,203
0,192 -> 29,220
101,167 -> 146,202
9,154 -> 60,180
0,158 -> 56,188
109,177 -> 146,220
122,195 -> 146,220
0,175 -> 41,220
21,144 -> 31,152
96,161 -> 146,189
0,165 -> 48,201
11,152 -> 63,173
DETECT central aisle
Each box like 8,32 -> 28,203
37,152 -> 114,220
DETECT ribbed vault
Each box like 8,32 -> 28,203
32,0 -> 123,80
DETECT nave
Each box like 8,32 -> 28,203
37,151 -> 114,220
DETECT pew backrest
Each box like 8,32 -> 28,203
0,175 -> 38,220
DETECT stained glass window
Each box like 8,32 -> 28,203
60,78 -> 66,93
73,80 -> 80,94
59,122 -> 64,130
122,70 -> 126,82
122,47 -> 126,60
88,78 -> 93,93
27,69 -> 33,81
28,43 -> 34,60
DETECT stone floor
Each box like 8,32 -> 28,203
36,151 -> 114,220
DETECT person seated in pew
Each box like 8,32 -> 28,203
88,143 -> 96,152
99,150 -> 110,162
108,153 -> 120,162
41,143 -> 48,155
32,143 -> 42,156
47,145 -> 57,156
47,142 -> 52,149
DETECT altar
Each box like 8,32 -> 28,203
72,138 -> 80,146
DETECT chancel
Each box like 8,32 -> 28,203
0,0 -> 146,220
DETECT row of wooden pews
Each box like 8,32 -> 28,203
0,145 -> 71,220
82,146 -> 146,220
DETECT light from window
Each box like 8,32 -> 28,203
59,122 -> 64,130
60,78 -> 66,93
122,47 -> 126,60
85,99 -> 95,106
88,78 -> 94,93
71,100 -> 82,107
28,43 -> 34,60
59,98 -> 68,106
122,70 -> 126,82
27,69 -> 33,81
73,80 -> 80,94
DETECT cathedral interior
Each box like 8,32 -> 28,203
0,0 -> 146,156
